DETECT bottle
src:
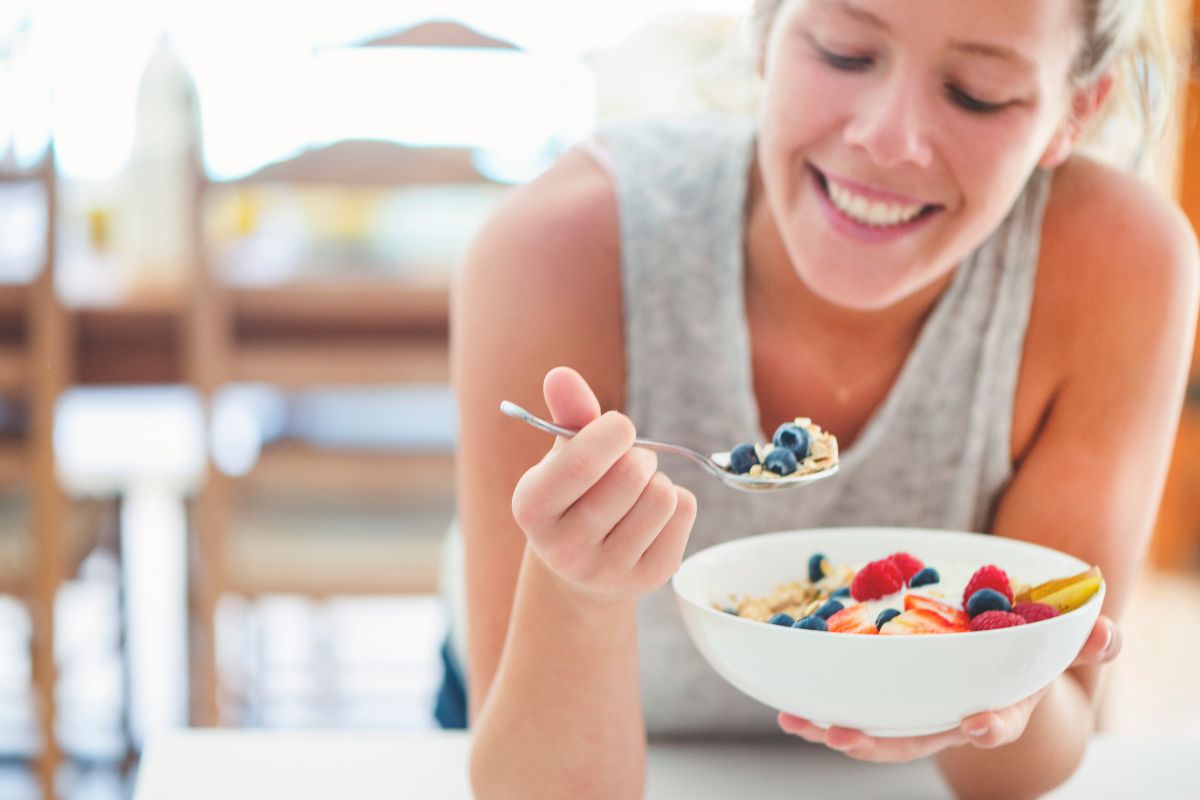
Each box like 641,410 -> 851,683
120,33 -> 201,293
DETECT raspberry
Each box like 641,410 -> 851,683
850,558 -> 905,602
969,611 -> 1027,631
962,565 -> 1014,608
887,552 -> 925,583
1011,602 -> 1059,623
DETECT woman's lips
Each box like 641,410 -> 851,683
808,164 -> 943,244
812,164 -> 942,208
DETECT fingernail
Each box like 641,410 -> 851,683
1102,624 -> 1114,654
967,723 -> 990,738
828,740 -> 854,751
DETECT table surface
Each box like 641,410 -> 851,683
134,729 -> 1200,799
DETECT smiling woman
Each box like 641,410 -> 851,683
750,0 -> 1176,176
447,1 -> 1198,798
750,0 -> 1172,310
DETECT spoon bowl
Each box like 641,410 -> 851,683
707,450 -> 838,492
499,401 -> 838,493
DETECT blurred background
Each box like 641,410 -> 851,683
0,0 -> 1197,797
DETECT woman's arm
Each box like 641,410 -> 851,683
934,165 -> 1200,800
454,151 -> 695,799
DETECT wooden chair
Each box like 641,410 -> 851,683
185,132 -> 504,725
0,152 -> 110,799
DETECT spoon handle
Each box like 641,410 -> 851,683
498,400 -> 717,472
499,400 -> 577,438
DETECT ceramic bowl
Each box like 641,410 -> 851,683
672,527 -> 1104,737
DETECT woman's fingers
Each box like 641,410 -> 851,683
513,410 -> 636,526
777,713 -> 827,743
600,470 -> 679,567
634,486 -> 697,587
780,713 -> 971,763
958,711 -> 1006,748
510,368 -> 700,599
508,369 -> 700,599
542,365 -> 603,440
558,447 -> 659,546
829,725 -> 967,763
956,686 -> 1047,749
1071,615 -> 1121,667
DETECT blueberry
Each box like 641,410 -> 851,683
792,615 -> 828,631
814,600 -> 844,620
831,587 -> 851,600
728,443 -> 759,474
966,588 -> 1011,618
875,608 -> 902,630
807,552 -> 828,583
772,422 -> 811,460
763,448 -> 798,476
908,567 -> 940,588
767,613 -> 795,627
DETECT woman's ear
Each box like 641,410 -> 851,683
1038,71 -> 1115,169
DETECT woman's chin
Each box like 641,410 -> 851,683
798,269 -> 913,312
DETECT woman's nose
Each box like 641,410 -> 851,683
843,74 -> 934,169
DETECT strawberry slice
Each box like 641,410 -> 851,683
826,604 -> 878,634
904,594 -> 969,630
878,608 -> 963,635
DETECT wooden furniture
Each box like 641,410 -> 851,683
180,16 -> 522,728
184,137 -> 500,725
0,152 -> 83,799
0,152 -> 68,800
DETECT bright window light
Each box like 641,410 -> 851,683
30,0 -> 751,179
199,47 -> 595,180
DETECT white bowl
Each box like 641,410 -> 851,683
672,526 -> 1105,737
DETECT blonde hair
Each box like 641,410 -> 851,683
745,0 -> 1183,175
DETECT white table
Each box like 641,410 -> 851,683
134,729 -> 1200,799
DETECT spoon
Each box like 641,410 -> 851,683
499,400 -> 838,493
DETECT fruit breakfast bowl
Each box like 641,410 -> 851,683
671,526 -> 1105,738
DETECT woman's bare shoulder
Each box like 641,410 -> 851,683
453,145 -> 626,411
466,147 -> 621,305
1037,155 -> 1199,355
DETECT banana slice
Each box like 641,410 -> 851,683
1014,566 -> 1103,613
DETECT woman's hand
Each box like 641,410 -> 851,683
510,366 -> 698,601
778,614 -> 1122,762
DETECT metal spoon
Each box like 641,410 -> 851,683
499,400 -> 838,493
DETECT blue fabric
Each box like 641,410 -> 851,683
434,638 -> 468,729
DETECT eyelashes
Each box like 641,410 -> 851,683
943,84 -> 1009,114
806,36 -> 1013,116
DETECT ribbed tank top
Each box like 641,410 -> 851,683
440,112 -> 1053,738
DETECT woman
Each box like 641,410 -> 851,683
446,0 -> 1199,797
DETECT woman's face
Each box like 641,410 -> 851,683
758,0 -> 1083,310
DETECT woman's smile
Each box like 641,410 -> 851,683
808,163 -> 944,245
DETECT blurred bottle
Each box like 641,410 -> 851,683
0,7 -> 33,170
119,33 -> 201,294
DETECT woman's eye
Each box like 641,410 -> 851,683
808,36 -> 873,71
946,85 -> 1009,114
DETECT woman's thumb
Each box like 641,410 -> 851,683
543,366 -> 602,445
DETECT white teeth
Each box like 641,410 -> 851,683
825,177 -> 925,227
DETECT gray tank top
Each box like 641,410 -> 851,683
440,113 -> 1052,738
